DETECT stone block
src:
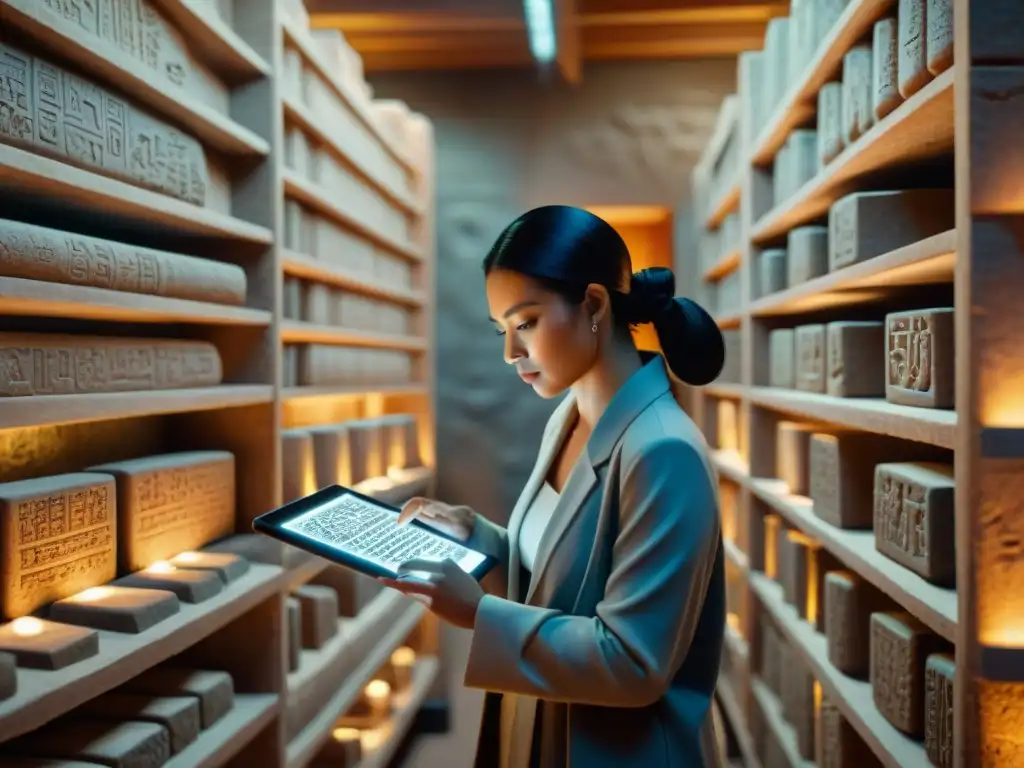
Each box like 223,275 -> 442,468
769,329 -> 795,388
787,226 -> 829,285
824,570 -> 890,678
286,596 -> 301,673
816,695 -> 882,767
795,324 -> 825,393
873,17 -> 903,120
282,429 -> 317,503
50,585 -> 179,634
826,321 -> 885,397
926,0 -> 953,76
842,44 -> 874,144
6,720 -> 170,768
924,652 -> 954,767
776,421 -> 819,496
817,82 -> 844,166
757,249 -> 787,298
885,308 -> 955,408
121,667 -> 233,729
898,0 -> 931,98
293,584 -> 338,649
79,693 -> 201,754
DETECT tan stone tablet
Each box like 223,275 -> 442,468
898,0 -> 931,98
825,571 -> 890,678
817,81 -> 844,166
795,324 -> 826,393
780,648 -> 815,759
769,329 -> 796,389
311,565 -> 382,617
282,429 -> 317,503
114,566 -> 222,603
79,693 -> 201,754
926,0 -> 954,75
873,17 -> 903,120
0,617 -> 98,670
7,719 -> 170,768
50,585 -> 180,634
885,308 -> 955,409
826,321 -> 885,398
121,667 -> 233,729
817,695 -> 882,766
169,551 -> 248,583
776,421 -> 819,496
925,652 -> 955,767
293,584 -> 339,649
841,44 -> 874,144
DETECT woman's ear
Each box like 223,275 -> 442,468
583,284 -> 612,326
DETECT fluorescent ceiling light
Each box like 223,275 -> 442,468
523,0 -> 556,63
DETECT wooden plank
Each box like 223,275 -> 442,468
280,321 -> 428,352
281,250 -> 424,308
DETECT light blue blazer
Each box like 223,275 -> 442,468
463,354 -> 726,768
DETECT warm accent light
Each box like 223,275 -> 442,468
391,646 -> 416,688
11,617 -> 45,637
147,561 -> 177,574
980,627 -> 1024,648
764,515 -> 780,580
174,552 -> 200,564
73,587 -> 115,603
727,613 -> 740,632
361,728 -> 387,751
806,548 -> 820,626
332,727 -> 360,743
364,679 -> 391,719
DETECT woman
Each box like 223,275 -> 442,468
381,205 -> 727,767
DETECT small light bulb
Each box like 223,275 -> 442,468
175,552 -> 200,563
332,727 -> 360,742
147,561 -> 177,574
76,587 -> 113,602
10,617 -> 45,637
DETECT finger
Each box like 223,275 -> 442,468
396,498 -> 427,526
397,558 -> 445,575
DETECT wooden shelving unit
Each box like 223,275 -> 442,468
689,3 -> 1023,767
0,0 -> 440,765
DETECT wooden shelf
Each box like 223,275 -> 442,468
283,171 -> 421,262
751,573 -> 930,768
0,563 -> 285,742
286,593 -> 425,768
717,676 -> 762,768
281,250 -> 424,308
752,68 -> 955,244
0,145 -> 274,245
355,658 -> 440,768
711,450 -> 750,486
705,383 -> 745,399
280,321 -> 427,352
724,538 -> 750,572
283,384 -> 429,402
704,249 -> 741,282
151,0 -> 272,84
165,693 -> 279,768
0,0 -> 270,158
0,385 -> 274,429
750,678 -> 814,767
748,477 -> 957,642
750,0 -> 897,165
0,277 -> 272,327
747,387 -> 956,449
706,185 -> 740,231
716,313 -> 742,330
280,18 -> 416,174
750,231 -> 957,317
282,96 -> 420,217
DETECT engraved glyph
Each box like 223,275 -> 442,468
888,314 -> 932,391
809,434 -> 839,521
0,43 -> 207,204
795,325 -> 825,393
0,218 -> 246,304
0,333 -> 222,396
0,472 -> 117,619
925,653 -> 954,768
886,308 -> 955,408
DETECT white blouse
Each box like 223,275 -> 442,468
518,481 -> 561,572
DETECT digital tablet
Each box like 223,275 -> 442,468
252,484 -> 497,581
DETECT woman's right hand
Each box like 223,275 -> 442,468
396,497 -> 476,542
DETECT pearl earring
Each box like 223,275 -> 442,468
591,320 -> 598,333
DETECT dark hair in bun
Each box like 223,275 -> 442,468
482,205 -> 725,386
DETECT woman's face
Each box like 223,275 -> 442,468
485,268 -> 596,399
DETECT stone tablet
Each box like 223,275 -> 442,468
169,551 -> 248,583
381,414 -> 421,470
0,617 -> 99,670
817,81 -> 844,166
114,566 -> 222,603
293,584 -> 338,649
303,283 -> 334,325
89,451 -> 235,574
795,324 -> 826,393
898,0 -> 931,98
926,0 -> 953,76
282,429 -> 316,504
311,564 -> 382,617
817,695 -> 882,767
787,226 -> 828,285
826,321 -> 885,398
825,570 -> 890,678
874,462 -> 955,585
873,17 -> 903,120
925,652 -> 954,767
79,693 -> 200,754
885,308 -> 955,408
757,249 -> 787,298
785,130 -> 818,199
810,431 -> 942,529
286,596 -> 301,673
7,720 -> 170,768
50,585 -> 179,634
828,189 -> 954,272
769,329 -> 796,389
0,219 -> 246,305
0,651 -> 15,700
0,333 -> 222,397
841,44 -> 874,144
122,667 -> 233,729
0,473 -> 116,620
780,531 -> 817,619
776,421 -> 820,496
780,647 -> 815,759
870,611 -> 948,736
0,43 -> 208,205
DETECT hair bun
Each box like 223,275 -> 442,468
628,267 -> 676,323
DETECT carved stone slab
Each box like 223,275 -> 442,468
826,321 -> 885,398
0,472 -> 116,619
776,420 -> 819,496
310,420 -> 384,487
0,617 -> 99,669
898,0 -> 931,98
0,43 -> 208,205
0,333 -> 222,397
885,308 -> 955,408
841,44 -> 874,144
293,584 -> 338,649
787,226 -> 829,285
79,693 -> 201,754
311,564 -> 381,618
114,566 -> 222,603
828,189 -> 955,271
817,695 -> 882,767
169,550 -> 248,583
873,17 -> 903,120
122,667 -> 233,728
874,462 -> 955,585
870,611 -> 948,735
7,719 -> 170,767
286,596 -> 301,673
926,0 -> 953,76
50,585 -> 179,633
779,531 -> 814,616
817,81 -> 844,166
0,219 -> 246,305
90,451 -> 235,574
282,429 -> 316,504
757,249 -> 787,298
825,570 -> 890,678
780,645 -> 816,759
812,548 -> 842,632
924,652 -> 954,768
809,431 -> 942,528
769,329 -> 795,389
795,324 -> 825,393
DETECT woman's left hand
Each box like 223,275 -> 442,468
380,558 -> 484,630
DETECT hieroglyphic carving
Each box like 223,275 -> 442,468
925,653 -> 955,768
886,309 -> 955,408
817,695 -> 880,767
873,18 -> 903,120
841,44 -> 874,144
874,462 -> 955,585
926,0 -> 953,75
0,218 -> 246,304
824,570 -> 889,678
780,648 -> 815,759
40,0 -> 191,89
0,472 -> 117,619
809,433 -> 840,523
0,333 -> 222,396
826,321 -> 885,397
871,612 -> 948,736
795,324 -> 825,393
89,451 -> 235,573
898,0 -> 930,98
0,43 -> 208,204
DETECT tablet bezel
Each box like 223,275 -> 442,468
252,484 -> 497,581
